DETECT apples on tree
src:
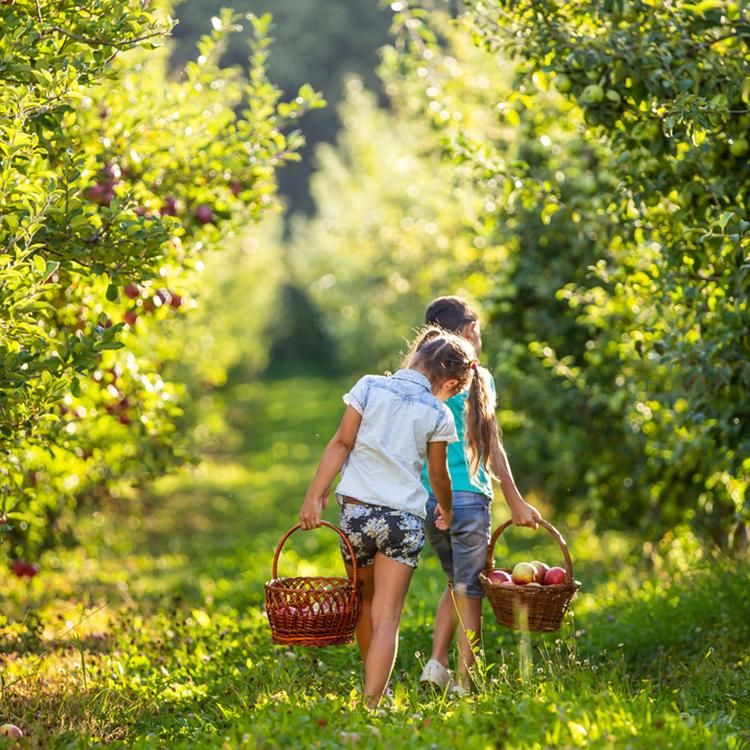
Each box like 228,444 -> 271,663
194,203 -> 214,224
159,195 -> 178,216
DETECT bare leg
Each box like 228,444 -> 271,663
346,563 -> 374,662
453,592 -> 482,688
363,553 -> 414,708
430,586 -> 458,668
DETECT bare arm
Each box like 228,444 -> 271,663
427,441 -> 453,530
492,443 -> 541,528
299,406 -> 362,529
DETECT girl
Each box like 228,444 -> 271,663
418,296 -> 541,694
299,326 -> 493,708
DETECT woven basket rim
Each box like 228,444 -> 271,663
266,575 -> 358,591
479,571 -> 581,593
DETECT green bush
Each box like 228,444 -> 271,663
0,4 -> 322,559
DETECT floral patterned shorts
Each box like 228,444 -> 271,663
338,501 -> 426,569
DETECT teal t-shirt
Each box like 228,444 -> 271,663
420,380 -> 495,499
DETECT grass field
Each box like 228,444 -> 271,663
1,378 -> 749,748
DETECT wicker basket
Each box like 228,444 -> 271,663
265,521 -> 362,647
479,519 -> 581,632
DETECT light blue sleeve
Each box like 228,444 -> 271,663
342,376 -> 370,415
430,406 -> 459,443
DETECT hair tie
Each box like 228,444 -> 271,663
470,359 -> 479,370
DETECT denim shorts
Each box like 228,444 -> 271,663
424,491 -> 491,598
339,501 -> 426,569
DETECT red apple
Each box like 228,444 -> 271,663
87,184 -> 107,203
499,580 -> 516,588
512,562 -> 536,585
229,179 -> 242,196
11,560 -> 26,577
143,298 -> 156,312
194,204 -> 214,224
123,311 -> 137,327
530,561 -> 549,583
100,163 -> 121,183
487,569 -> 512,584
160,196 -> 178,216
124,283 -> 140,299
169,293 -> 183,309
0,724 -> 23,739
26,563 -> 40,578
543,567 -> 566,586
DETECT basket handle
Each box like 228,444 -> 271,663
485,519 -> 575,586
271,520 -> 360,597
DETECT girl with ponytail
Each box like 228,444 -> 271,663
299,325 -> 479,709
417,296 -> 542,695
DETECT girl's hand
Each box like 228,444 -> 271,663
511,500 -> 541,529
300,497 -> 323,530
435,505 -> 452,531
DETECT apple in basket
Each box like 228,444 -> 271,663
487,569 -> 512,584
511,562 -> 536,585
544,567 -> 566,586
530,561 -> 549,583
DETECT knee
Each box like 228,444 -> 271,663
370,613 -> 401,634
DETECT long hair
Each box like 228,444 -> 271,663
405,326 -> 503,481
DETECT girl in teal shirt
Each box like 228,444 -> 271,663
419,296 -> 541,693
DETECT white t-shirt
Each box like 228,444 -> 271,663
336,369 -> 458,519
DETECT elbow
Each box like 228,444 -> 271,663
428,466 -> 451,491
332,434 -> 355,454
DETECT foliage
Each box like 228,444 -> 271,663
294,1 -> 748,546
0,3 -> 322,559
0,378 -> 748,747
171,0 -> 393,213
290,71 -> 507,370
456,0 -> 750,547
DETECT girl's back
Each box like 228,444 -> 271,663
337,369 -> 457,517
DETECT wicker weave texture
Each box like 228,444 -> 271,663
480,519 -> 580,632
265,523 -> 362,647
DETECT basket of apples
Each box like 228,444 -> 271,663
479,519 -> 581,632
265,521 -> 363,647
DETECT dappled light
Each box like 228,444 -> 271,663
1,0 -> 748,747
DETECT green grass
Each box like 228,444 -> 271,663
1,377 -> 748,748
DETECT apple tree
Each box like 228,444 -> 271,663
458,0 -> 750,547
0,3 -> 322,560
